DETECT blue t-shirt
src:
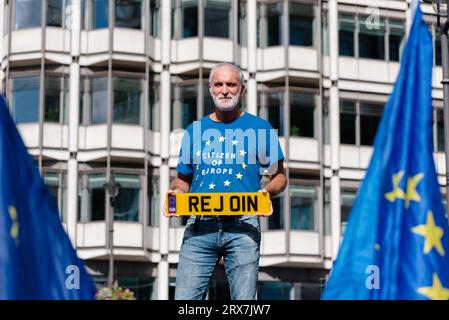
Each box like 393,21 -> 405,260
176,112 -> 285,193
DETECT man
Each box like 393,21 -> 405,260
168,63 -> 287,300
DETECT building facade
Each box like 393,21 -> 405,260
0,0 -> 446,299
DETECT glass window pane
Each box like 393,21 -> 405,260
113,77 -> 142,124
265,92 -> 283,136
360,102 -> 384,145
291,184 -> 316,230
258,282 -> 292,300
114,174 -> 140,222
290,92 -> 315,137
204,83 -> 215,116
14,0 -> 42,30
289,3 -> 314,47
89,174 -> 106,221
204,0 -> 230,38
92,0 -> 109,29
435,32 -> 442,66
149,0 -> 160,37
340,100 -> 356,144
11,76 -> 40,124
389,20 -> 404,62
341,190 -> 356,237
115,0 -> 142,29
182,0 -> 197,38
437,109 -> 444,152
149,81 -> 160,130
323,98 -> 329,144
45,75 -> 62,122
339,15 -> 355,56
238,1 -> 247,46
359,17 -> 385,60
44,172 -> 59,214
269,194 -> 284,229
47,0 -> 63,27
267,3 -> 282,46
172,85 -> 197,130
90,77 -> 108,124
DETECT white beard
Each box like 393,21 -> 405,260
212,91 -> 241,111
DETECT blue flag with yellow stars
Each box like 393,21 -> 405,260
322,2 -> 449,300
0,96 -> 96,299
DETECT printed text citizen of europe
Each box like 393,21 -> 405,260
177,303 -> 271,318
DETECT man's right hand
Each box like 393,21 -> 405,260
167,188 -> 184,195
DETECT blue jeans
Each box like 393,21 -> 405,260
175,215 -> 261,300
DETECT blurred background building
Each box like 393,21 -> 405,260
0,0 -> 445,299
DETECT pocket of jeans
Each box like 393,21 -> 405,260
238,216 -> 260,233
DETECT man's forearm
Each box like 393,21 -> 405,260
264,173 -> 287,197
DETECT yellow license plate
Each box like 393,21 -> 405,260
164,192 -> 271,216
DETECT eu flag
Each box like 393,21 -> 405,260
0,96 -> 96,299
322,2 -> 449,300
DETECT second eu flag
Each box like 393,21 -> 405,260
322,3 -> 449,300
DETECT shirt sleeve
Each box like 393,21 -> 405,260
259,122 -> 285,175
176,125 -> 194,177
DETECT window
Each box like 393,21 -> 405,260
148,175 -> 159,226
114,174 -> 141,222
359,17 -> 385,60
45,75 -> 63,123
266,3 -> 283,46
261,92 -> 283,136
148,81 -> 160,131
238,0 -> 247,46
115,0 -> 142,29
113,77 -> 142,125
11,76 -> 40,123
341,190 -> 356,236
290,92 -> 315,137
389,20 -> 404,62
269,194 -> 284,230
289,3 -> 314,47
435,31 -> 442,66
360,102 -> 383,145
88,174 -> 106,221
44,172 -> 67,222
47,0 -> 63,27
339,15 -> 355,56
182,0 -> 197,38
291,184 -> 316,231
437,109 -> 444,152
14,0 -> 42,30
149,0 -> 160,37
258,282 -> 292,300
340,100 -> 356,144
323,98 -> 329,144
171,84 -> 197,130
92,0 -> 109,29
204,0 -> 230,38
90,77 -> 108,124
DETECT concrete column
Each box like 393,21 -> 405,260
328,0 -> 341,261
158,0 -> 171,301
66,0 -> 82,247
246,0 -> 257,115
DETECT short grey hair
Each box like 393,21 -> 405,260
208,63 -> 245,86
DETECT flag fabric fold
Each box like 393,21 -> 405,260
0,96 -> 96,299
322,3 -> 449,300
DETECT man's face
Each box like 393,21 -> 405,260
209,66 -> 244,111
